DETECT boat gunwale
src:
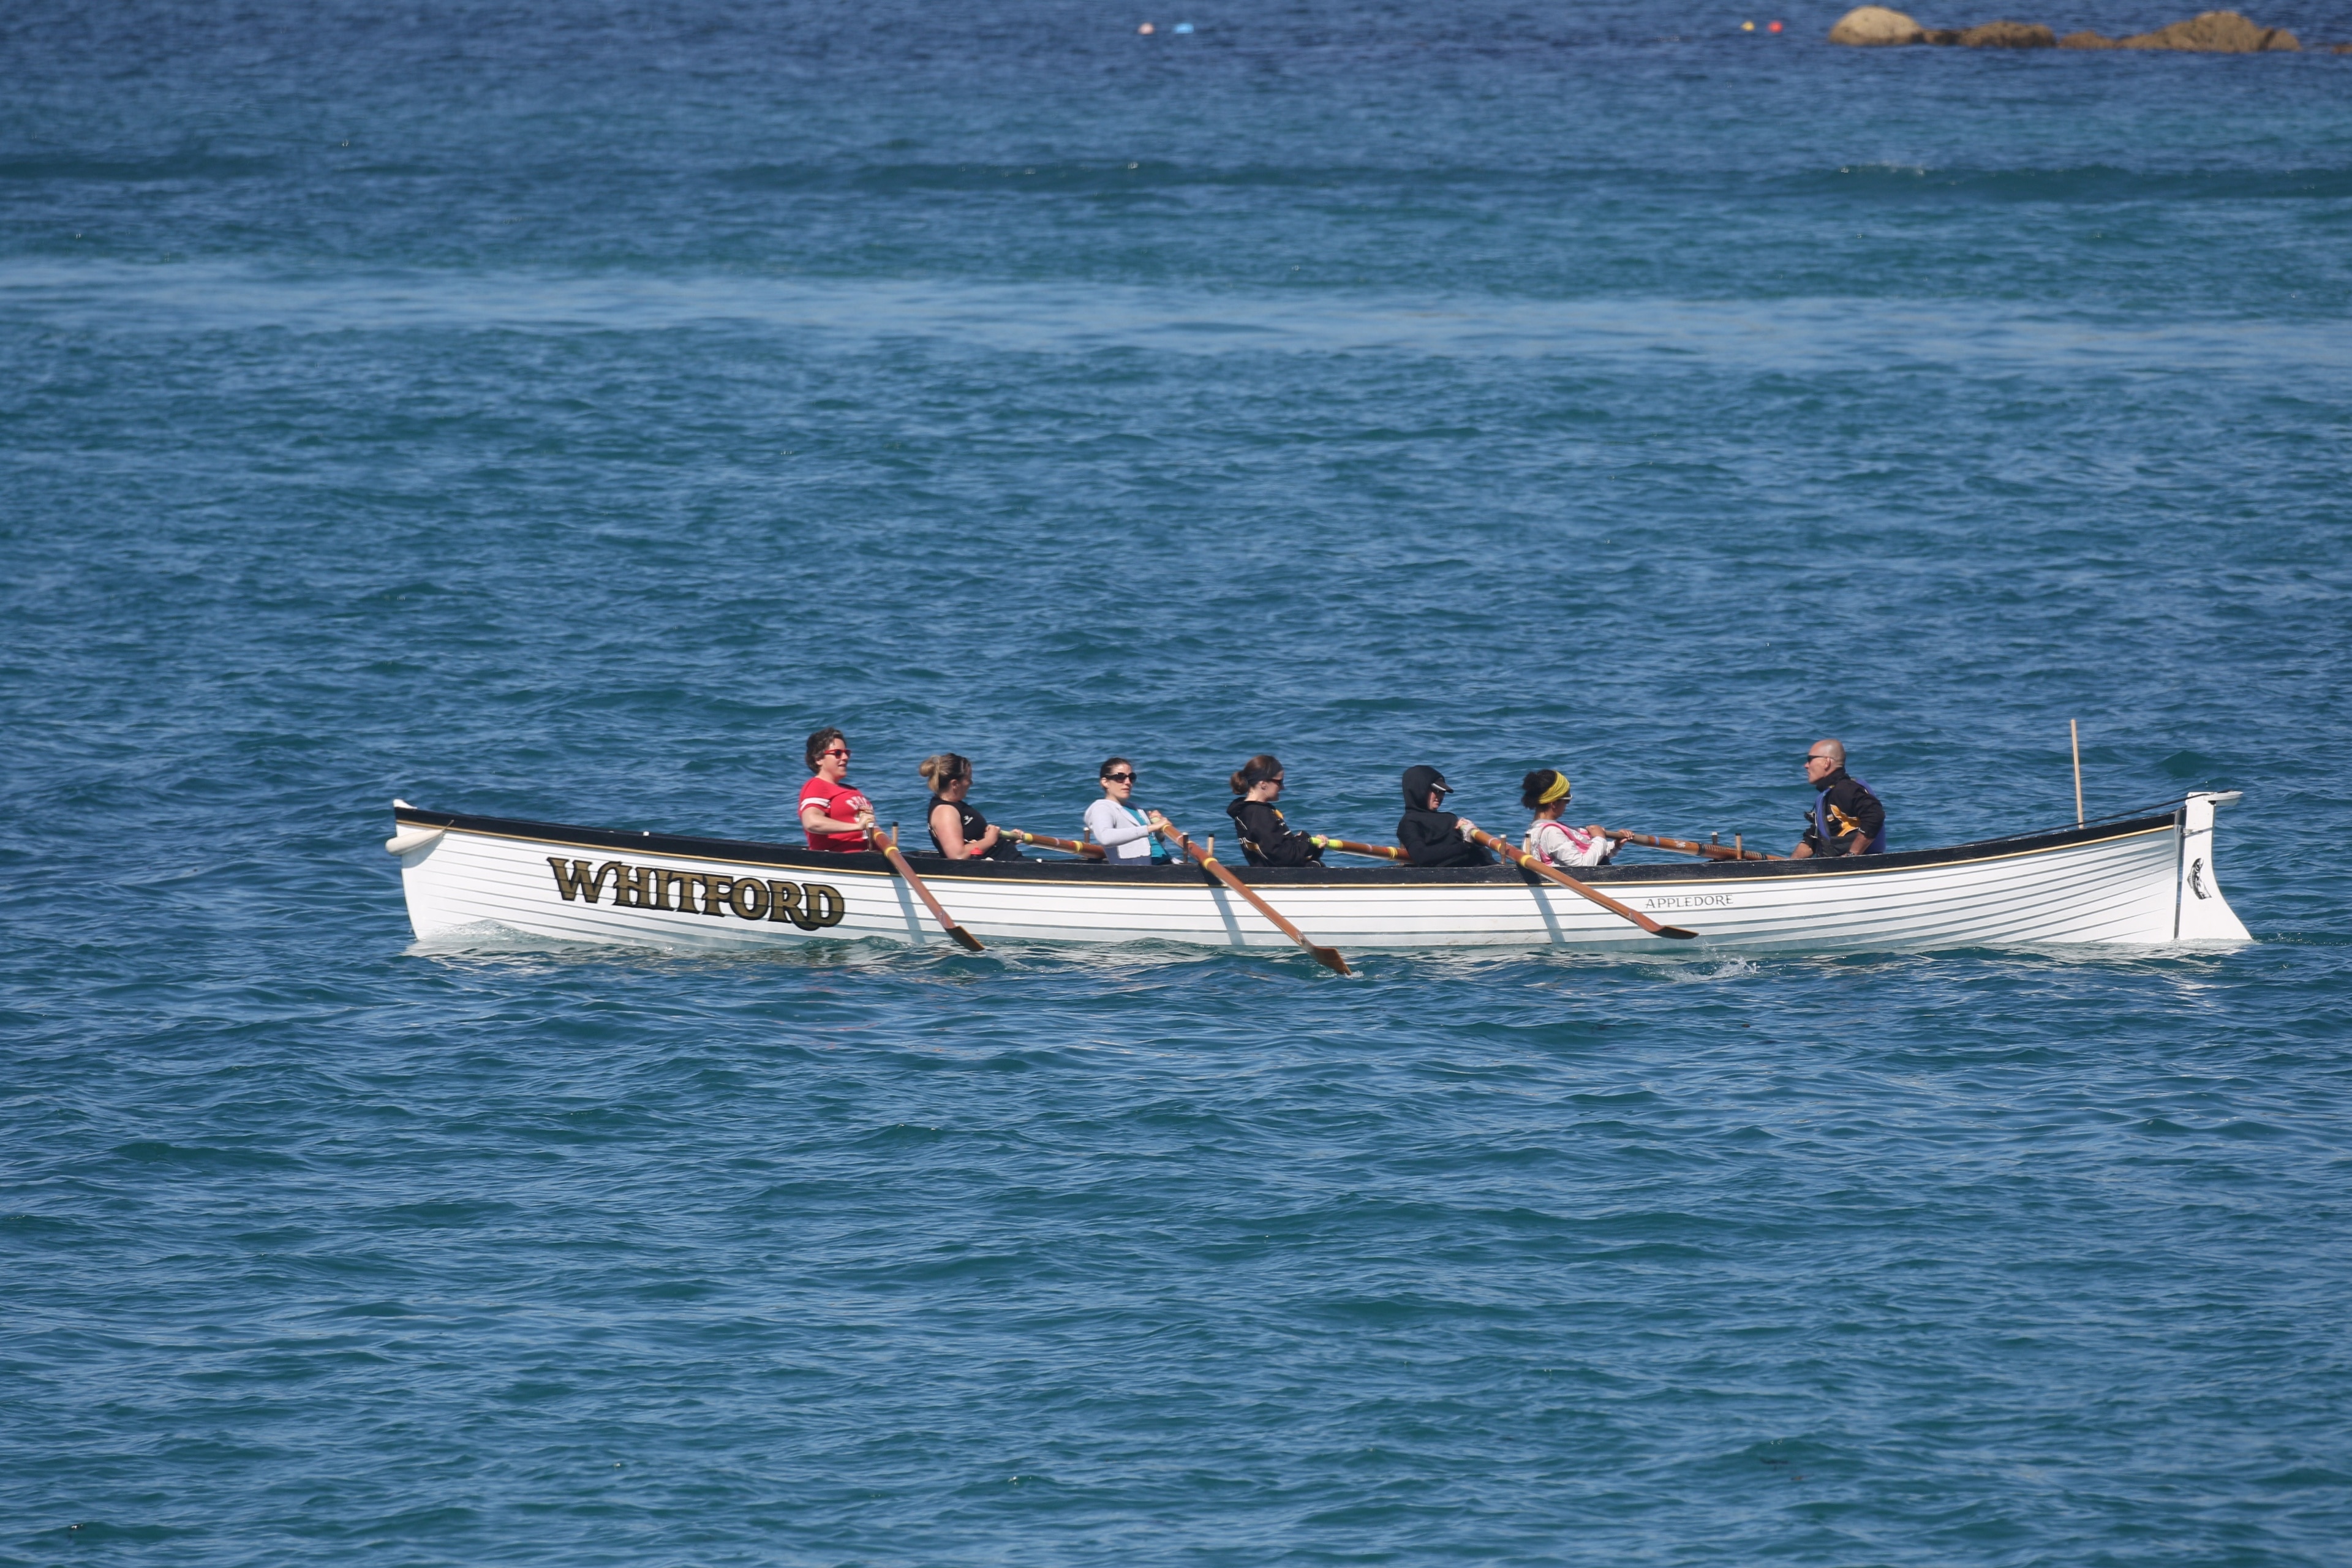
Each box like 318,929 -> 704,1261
391,803 -> 2185,888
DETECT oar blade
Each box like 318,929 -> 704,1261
948,925 -> 986,952
1657,925 -> 1698,941
1172,826 -> 1351,976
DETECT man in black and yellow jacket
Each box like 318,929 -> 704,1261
1792,739 -> 1887,858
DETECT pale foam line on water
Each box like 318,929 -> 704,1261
5,258 -> 2347,372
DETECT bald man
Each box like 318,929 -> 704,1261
1791,739 -> 1886,859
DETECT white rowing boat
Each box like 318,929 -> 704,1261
384,792 -> 2251,956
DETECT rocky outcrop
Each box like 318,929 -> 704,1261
1839,6 -> 2301,50
1828,6 -> 1926,44
1850,12 -> 2052,45
2060,10 -> 2300,50
1901,17 -> 2055,44
1954,20 -> 2056,45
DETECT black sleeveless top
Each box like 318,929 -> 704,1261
929,795 -> 1023,859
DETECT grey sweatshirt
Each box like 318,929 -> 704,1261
1084,797 -> 1161,864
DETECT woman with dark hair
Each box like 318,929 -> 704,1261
1223,754 -> 1324,867
1520,767 -> 1612,869
1084,756 -> 1172,865
919,753 -> 1021,860
799,727 -> 873,851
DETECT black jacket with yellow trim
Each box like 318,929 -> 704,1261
1799,769 -> 1886,856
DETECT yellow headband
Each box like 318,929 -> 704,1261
1539,771 -> 1571,805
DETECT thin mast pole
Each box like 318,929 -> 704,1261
2071,719 -> 2084,827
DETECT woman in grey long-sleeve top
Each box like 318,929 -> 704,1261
1083,756 -> 1170,864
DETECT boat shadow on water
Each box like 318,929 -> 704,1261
402,922 -> 2254,985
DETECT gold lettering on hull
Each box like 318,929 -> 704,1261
613,864 -> 656,908
548,859 -> 620,903
548,857 -> 845,930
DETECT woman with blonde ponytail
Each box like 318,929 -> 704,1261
919,752 -> 1021,860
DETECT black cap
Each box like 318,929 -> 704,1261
1402,764 -> 1452,804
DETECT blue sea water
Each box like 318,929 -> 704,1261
6,1 -> 2352,1561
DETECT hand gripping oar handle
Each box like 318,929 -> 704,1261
1605,829 -> 1780,863
1160,822 -> 1351,975
865,823 -> 985,951
1310,835 -> 1405,862
1465,827 -> 1698,940
1001,827 -> 1106,859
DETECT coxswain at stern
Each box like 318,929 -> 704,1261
1790,739 -> 1886,859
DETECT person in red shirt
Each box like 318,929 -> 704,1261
798,728 -> 875,851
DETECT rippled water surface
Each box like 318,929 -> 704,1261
5,1 -> 2350,1561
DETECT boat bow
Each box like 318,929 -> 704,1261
2175,790 -> 2252,942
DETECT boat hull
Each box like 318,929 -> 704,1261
385,793 -> 2250,956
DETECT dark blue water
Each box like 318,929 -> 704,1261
6,2 -> 2351,1561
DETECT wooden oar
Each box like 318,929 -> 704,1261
864,822 -> 984,951
1463,826 -> 1698,941
1607,829 -> 1782,863
1000,827 -> 1106,859
1159,820 -> 1350,975
1309,835 -> 1405,862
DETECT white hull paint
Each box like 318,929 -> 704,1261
386,793 -> 2251,957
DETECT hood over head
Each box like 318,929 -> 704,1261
1401,765 -> 1452,809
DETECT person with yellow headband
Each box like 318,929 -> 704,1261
1520,769 -> 1613,869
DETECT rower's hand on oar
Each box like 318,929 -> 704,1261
1147,810 -> 1174,834
1455,818 -> 1479,836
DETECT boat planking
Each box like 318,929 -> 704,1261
384,792 -> 2252,956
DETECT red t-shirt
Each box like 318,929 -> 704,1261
799,776 -> 873,852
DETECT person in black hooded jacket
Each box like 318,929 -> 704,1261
1223,754 -> 1324,866
1397,764 -> 1494,867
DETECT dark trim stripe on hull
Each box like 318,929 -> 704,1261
392,804 -> 2184,889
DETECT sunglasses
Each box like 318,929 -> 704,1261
823,747 -> 851,758
1103,772 -> 1136,783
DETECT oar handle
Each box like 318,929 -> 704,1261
864,821 -> 985,951
1001,826 -> 1106,859
1310,835 -> 1406,861
1605,828 -> 1779,862
1466,826 -> 1697,941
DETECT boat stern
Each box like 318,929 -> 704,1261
386,799 -> 462,941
